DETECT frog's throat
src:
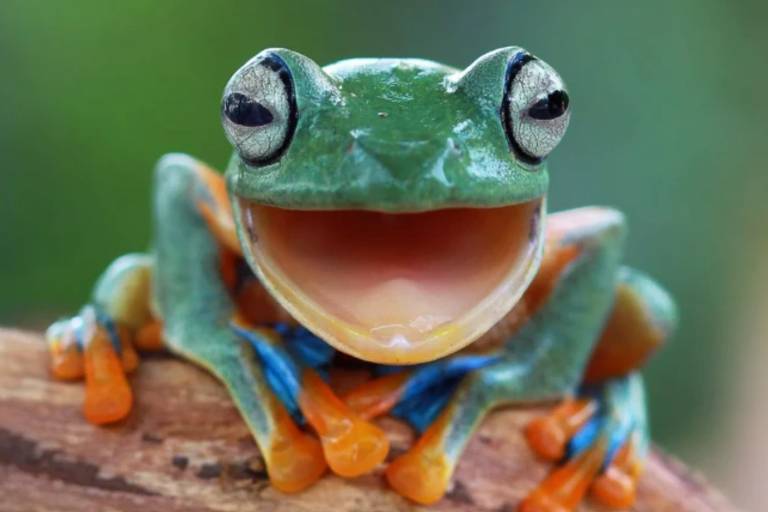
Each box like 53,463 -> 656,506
236,198 -> 545,365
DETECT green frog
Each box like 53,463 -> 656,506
47,47 -> 676,511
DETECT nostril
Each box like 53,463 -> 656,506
528,90 -> 570,121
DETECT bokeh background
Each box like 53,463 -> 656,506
2,1 -> 766,508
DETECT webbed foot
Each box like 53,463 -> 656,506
262,403 -> 327,493
522,374 -> 647,511
385,407 -> 454,505
299,370 -> 390,477
47,306 -> 139,424
233,323 -> 389,480
341,357 -> 497,504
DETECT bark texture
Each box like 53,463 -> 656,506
0,328 -> 736,512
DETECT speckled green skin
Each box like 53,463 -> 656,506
228,48 -> 546,212
70,47 -> 677,499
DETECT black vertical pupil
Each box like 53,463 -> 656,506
223,92 -> 274,126
528,90 -> 570,120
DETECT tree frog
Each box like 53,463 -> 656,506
46,47 -> 676,511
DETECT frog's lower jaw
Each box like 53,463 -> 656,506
236,197 -> 545,365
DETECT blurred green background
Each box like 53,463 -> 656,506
2,1 -> 767,507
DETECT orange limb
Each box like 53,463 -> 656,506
520,440 -> 608,512
525,399 -> 598,461
590,441 -> 642,509
298,369 -> 389,478
195,162 -> 242,256
385,406 -> 453,505
83,326 -> 133,425
265,403 -> 327,493
343,372 -> 410,420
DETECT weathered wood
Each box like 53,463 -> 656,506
0,328 -> 735,512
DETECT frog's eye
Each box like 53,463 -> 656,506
221,52 -> 297,166
502,53 -> 570,165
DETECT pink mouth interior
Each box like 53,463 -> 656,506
239,200 -> 542,359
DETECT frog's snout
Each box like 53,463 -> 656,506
348,131 -> 457,182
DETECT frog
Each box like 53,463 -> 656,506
46,46 -> 676,511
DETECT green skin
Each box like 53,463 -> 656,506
57,47 -> 677,503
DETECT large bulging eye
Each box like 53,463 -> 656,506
221,52 -> 297,165
502,53 -> 570,165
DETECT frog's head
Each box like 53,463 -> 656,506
222,47 -> 570,364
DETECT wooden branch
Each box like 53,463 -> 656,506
0,328 -> 736,512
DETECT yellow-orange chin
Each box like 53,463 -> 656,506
237,198 -> 545,365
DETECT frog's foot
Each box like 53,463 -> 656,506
220,328 -> 328,493
299,370 -> 390,477
47,306 -> 138,424
522,374 -> 647,512
343,359 -> 489,505
261,398 -> 327,493
233,323 -> 389,479
385,405 -> 457,505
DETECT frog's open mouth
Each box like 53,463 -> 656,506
237,198 -> 545,364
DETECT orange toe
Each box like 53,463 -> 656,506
386,447 -> 451,505
590,441 -> 640,509
51,346 -> 85,381
519,491 -> 572,512
47,321 -> 84,381
299,370 -> 389,477
525,399 -> 596,461
83,329 -> 132,425
520,441 -> 606,512
385,411 -> 453,505
266,408 -> 327,493
590,466 -> 636,509
322,417 -> 389,477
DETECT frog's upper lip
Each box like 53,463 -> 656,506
235,198 -> 545,364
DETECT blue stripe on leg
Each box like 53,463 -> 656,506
567,414 -> 604,459
568,377 -> 638,470
389,355 -> 498,432
392,378 -> 462,432
232,324 -> 304,422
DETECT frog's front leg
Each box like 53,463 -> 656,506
231,322 -> 391,478
149,154 -> 329,491
377,207 -> 652,506
153,154 -> 390,490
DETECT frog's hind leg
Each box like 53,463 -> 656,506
523,267 -> 676,510
521,374 -> 648,512
46,252 -> 155,424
